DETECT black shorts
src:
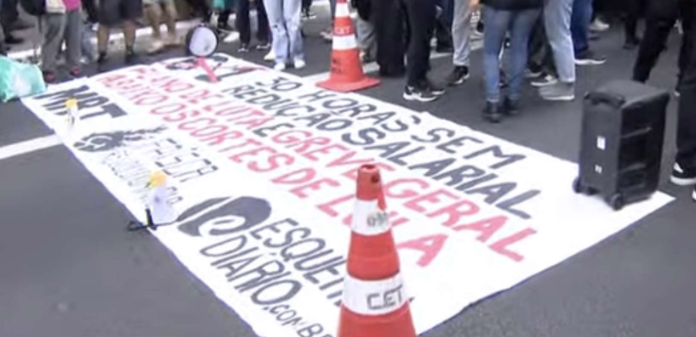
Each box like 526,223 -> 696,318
98,0 -> 143,26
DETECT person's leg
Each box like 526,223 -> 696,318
507,9 -> 540,103
674,1 -> 696,185
434,0 -> 453,50
403,0 -> 435,87
283,0 -> 303,65
374,0 -> 406,76
623,0 -> 640,48
64,10 -> 83,73
42,14 -> 67,81
264,0 -> 289,67
161,0 -> 178,44
571,0 -> 591,56
236,0 -> 251,47
356,15 -> 377,61
256,0 -> 271,45
144,0 -> 163,49
544,0 -> 574,83
482,6 -> 508,104
632,0 -> 678,82
678,0 -> 694,89
122,0 -> 143,61
446,0 -> 472,85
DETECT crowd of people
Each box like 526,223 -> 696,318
0,0 -> 694,198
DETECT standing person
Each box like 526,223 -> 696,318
264,0 -> 304,71
42,0 -> 83,82
143,0 -> 179,54
354,0 -> 376,62
480,0 -> 542,122
670,0 -> 696,200
571,0 -> 606,65
623,0 -> 646,49
301,0 -> 315,19
435,0 -> 454,52
236,0 -> 270,52
444,0 -> 475,85
372,0 -> 406,77
402,0 -> 444,102
632,0 -> 691,96
96,0 -> 143,65
216,0 -> 236,31
538,0 -> 576,101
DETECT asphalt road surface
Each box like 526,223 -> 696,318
2,5 -> 696,337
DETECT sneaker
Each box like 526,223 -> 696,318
125,50 -> 140,65
692,186 -> 696,201
320,29 -> 333,42
539,82 -> 575,101
531,74 -> 558,87
256,41 -> 270,50
575,51 -> 606,66
69,67 -> 82,78
301,10 -> 316,20
43,71 -> 57,84
525,68 -> 542,79
502,97 -> 519,116
238,43 -> 250,53
147,39 -> 165,54
426,80 -> 445,96
274,63 -> 286,71
446,66 -> 470,86
264,50 -> 275,62
403,85 -> 438,102
482,101 -> 502,123
97,51 -> 108,64
670,162 -> 696,186
589,18 -> 610,32
294,58 -> 306,69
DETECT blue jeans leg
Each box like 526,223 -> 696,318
508,9 -> 540,101
483,6 -> 511,103
545,0 -> 575,83
264,0 -> 289,63
571,0 -> 592,57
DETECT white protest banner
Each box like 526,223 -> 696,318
22,54 -> 673,337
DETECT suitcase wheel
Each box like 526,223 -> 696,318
608,193 -> 625,211
572,177 -> 596,195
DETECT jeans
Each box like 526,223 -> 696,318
373,0 -> 407,76
483,6 -> 540,103
570,0 -> 592,57
356,16 -> 376,60
236,0 -> 270,44
545,0 -> 575,83
677,0 -> 696,169
264,0 -> 303,63
42,10 -> 82,72
452,0 -> 472,66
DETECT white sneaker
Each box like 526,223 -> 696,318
294,58 -> 306,69
589,18 -> 609,32
264,50 -> 275,62
147,39 -> 164,54
274,63 -> 286,71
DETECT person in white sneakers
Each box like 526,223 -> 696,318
263,0 -> 305,70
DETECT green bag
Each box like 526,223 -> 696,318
0,56 -> 46,103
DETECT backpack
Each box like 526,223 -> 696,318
20,0 -> 46,16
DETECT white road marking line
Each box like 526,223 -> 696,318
0,135 -> 62,161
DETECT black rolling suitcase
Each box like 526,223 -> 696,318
573,80 -> 670,210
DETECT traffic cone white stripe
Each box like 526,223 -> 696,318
341,273 -> 408,316
335,2 -> 350,17
332,35 -> 358,51
351,199 -> 391,236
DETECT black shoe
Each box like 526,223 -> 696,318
5,35 -> 24,45
97,51 -> 108,64
502,97 -> 519,116
425,80 -> 445,96
575,51 -> 606,65
446,66 -> 470,86
670,162 -> 696,186
403,85 -> 438,102
238,43 -> 249,52
125,50 -> 140,65
623,36 -> 640,50
483,101 -> 502,123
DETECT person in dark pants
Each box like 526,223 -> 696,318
670,0 -> 696,201
236,0 -> 270,52
623,0 -> 646,49
435,0 -> 454,52
632,0 -> 692,94
401,0 -> 442,102
372,0 -> 407,78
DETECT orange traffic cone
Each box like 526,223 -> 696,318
316,0 -> 380,92
337,164 -> 417,337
